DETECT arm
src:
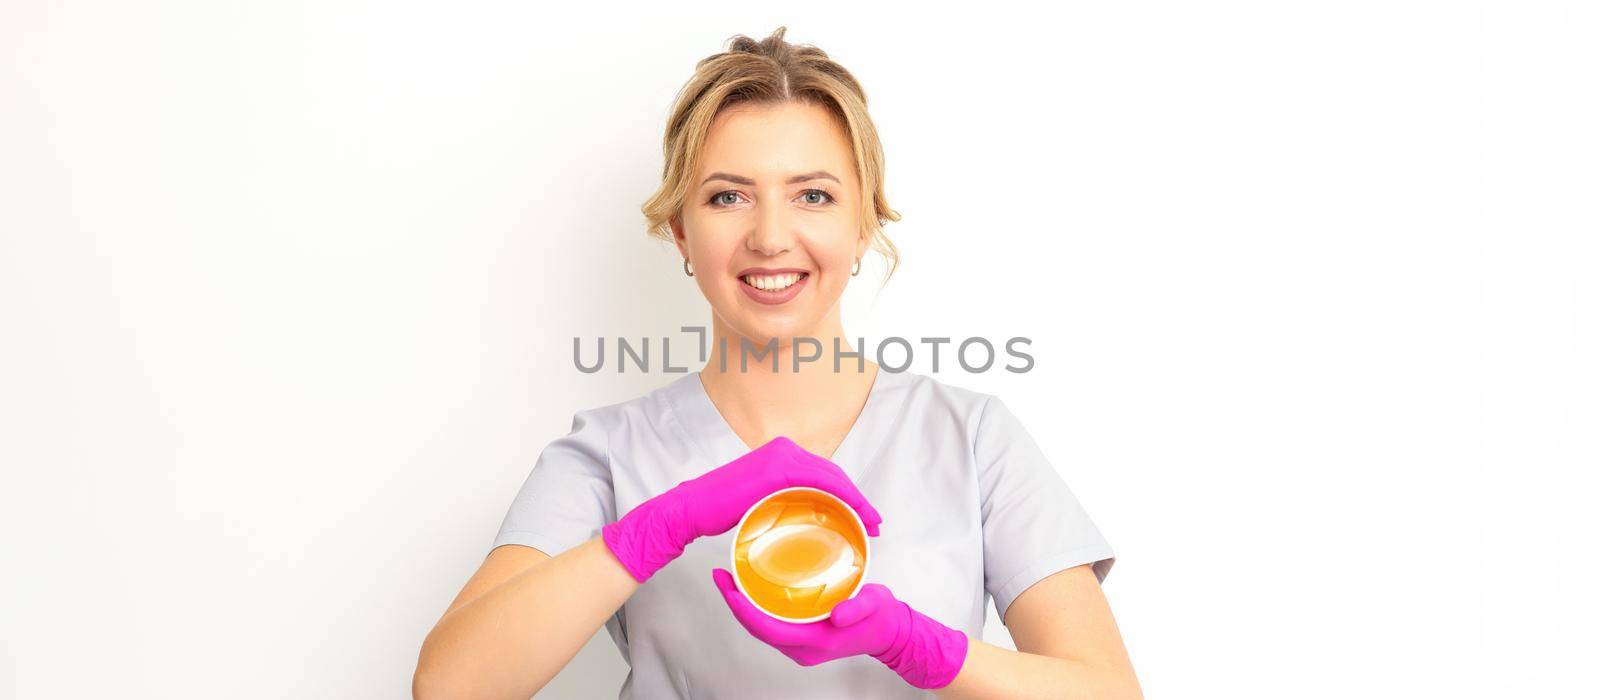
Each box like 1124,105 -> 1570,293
415,436 -> 883,700
413,537 -> 637,700
937,564 -> 1141,699
710,562 -> 1138,698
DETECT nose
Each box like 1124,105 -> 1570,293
745,196 -> 796,257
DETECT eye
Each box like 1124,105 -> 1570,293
709,191 -> 743,207
800,189 -> 835,206
707,189 -> 836,208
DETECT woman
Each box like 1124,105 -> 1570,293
415,27 -> 1141,699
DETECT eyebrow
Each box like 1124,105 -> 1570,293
700,171 -> 840,187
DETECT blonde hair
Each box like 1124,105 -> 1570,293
641,26 -> 902,284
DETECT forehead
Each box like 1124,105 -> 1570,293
697,101 -> 855,183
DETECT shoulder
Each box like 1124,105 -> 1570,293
560,372 -> 702,438
876,368 -> 999,442
883,370 -> 1050,461
538,377 -> 691,473
881,367 -> 991,408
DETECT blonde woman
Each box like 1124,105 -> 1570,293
415,27 -> 1141,699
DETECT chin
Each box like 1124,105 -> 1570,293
732,316 -> 817,346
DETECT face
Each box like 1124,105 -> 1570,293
671,100 -> 869,346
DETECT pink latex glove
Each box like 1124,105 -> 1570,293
711,569 -> 970,690
601,436 -> 883,583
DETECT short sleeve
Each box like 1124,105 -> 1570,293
975,395 -> 1116,622
490,408 -> 617,558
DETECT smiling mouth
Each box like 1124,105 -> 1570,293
740,272 -> 809,292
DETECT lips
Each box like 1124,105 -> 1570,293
738,266 -> 810,281
740,271 -> 806,291
738,269 -> 810,305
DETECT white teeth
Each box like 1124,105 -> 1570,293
741,272 -> 804,291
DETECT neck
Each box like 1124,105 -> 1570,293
700,309 -> 870,376
697,314 -> 879,448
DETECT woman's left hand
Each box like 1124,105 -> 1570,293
710,568 -> 970,690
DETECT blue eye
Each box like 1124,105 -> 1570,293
707,190 -> 836,208
801,189 -> 835,206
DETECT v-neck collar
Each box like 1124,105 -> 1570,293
669,366 -> 890,480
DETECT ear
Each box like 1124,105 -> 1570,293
854,231 -> 871,264
670,215 -> 689,259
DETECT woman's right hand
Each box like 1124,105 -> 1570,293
601,436 -> 884,583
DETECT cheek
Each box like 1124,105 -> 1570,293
804,230 -> 861,267
686,224 -> 741,266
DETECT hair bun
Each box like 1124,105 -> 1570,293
729,26 -> 786,54
728,25 -> 806,58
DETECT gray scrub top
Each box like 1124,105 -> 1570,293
491,368 -> 1116,699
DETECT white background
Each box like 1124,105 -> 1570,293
2,2 -> 1594,698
